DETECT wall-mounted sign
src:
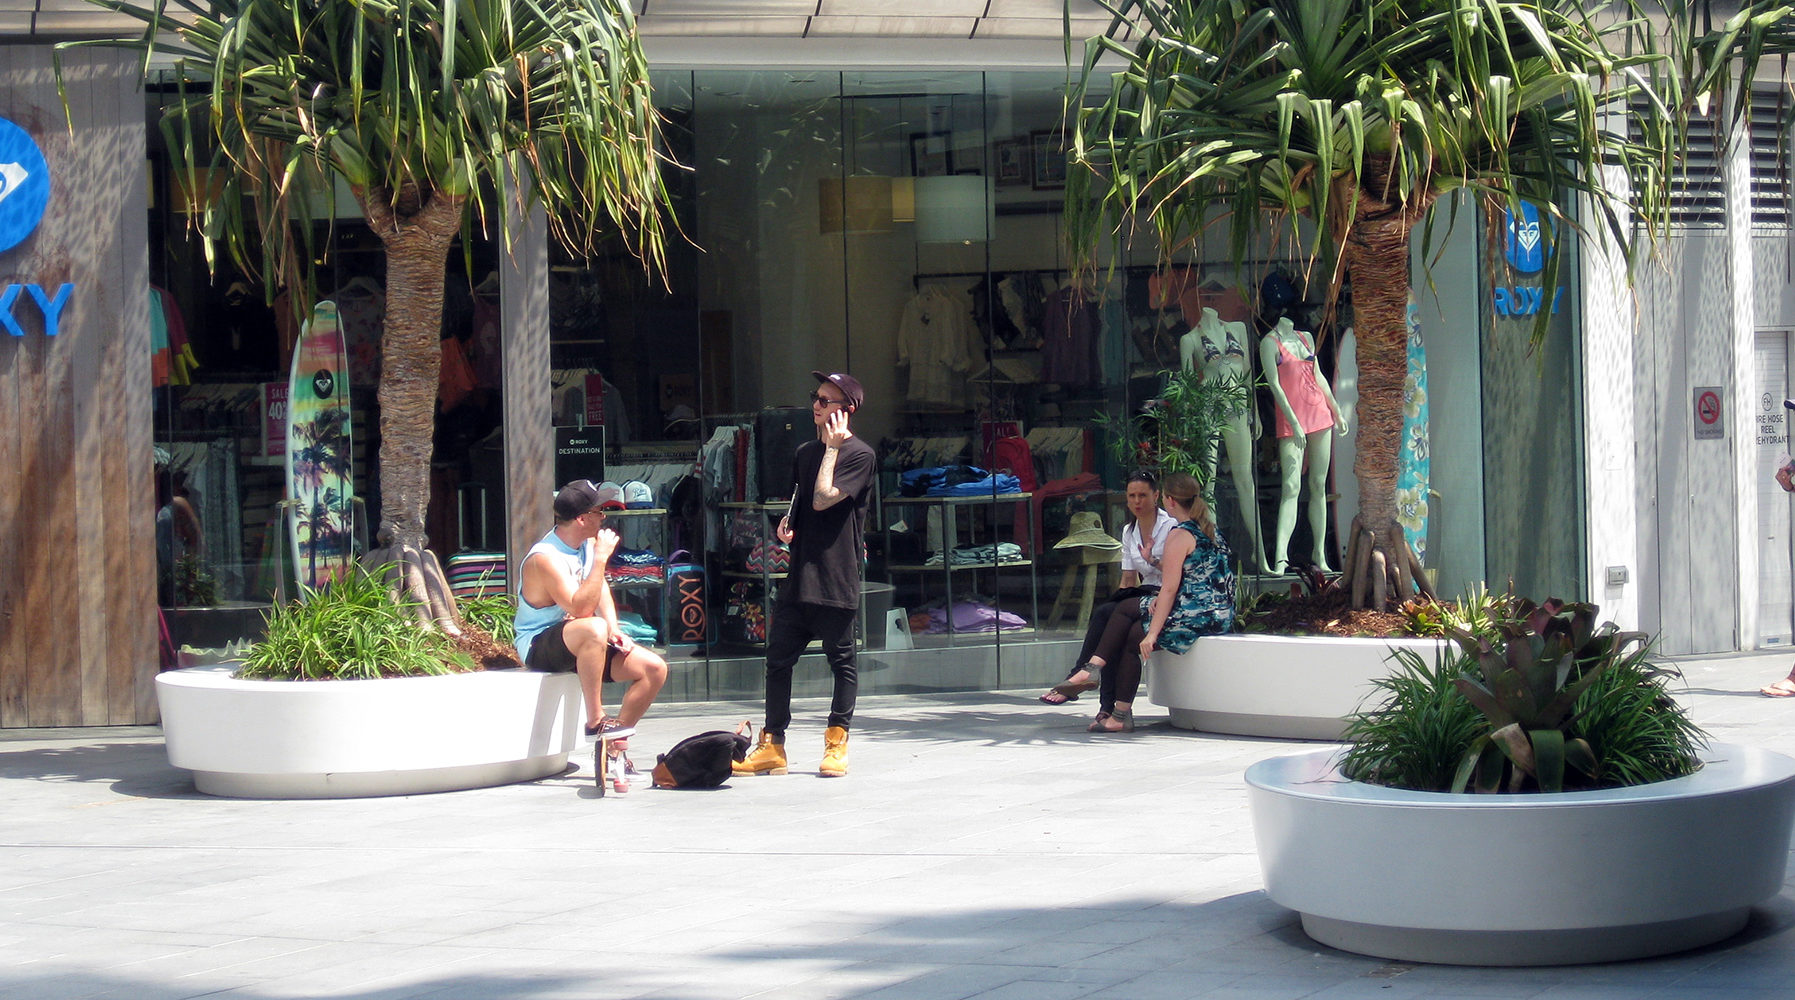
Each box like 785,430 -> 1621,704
0,116 -> 50,254
1495,201 -> 1565,318
554,425 -> 604,489
1694,385 -> 1725,440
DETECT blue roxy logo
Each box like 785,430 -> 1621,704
0,116 -> 49,255
1504,202 -> 1550,274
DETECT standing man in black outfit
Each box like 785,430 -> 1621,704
734,371 -> 878,777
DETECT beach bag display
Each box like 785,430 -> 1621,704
651,723 -> 753,789
446,483 -> 508,599
666,550 -> 709,646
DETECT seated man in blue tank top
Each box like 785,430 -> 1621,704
514,481 -> 668,741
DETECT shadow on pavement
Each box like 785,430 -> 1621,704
0,741 -> 201,799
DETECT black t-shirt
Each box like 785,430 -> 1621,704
781,435 -> 877,609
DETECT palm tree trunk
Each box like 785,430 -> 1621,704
1342,212 -> 1431,609
357,185 -> 466,626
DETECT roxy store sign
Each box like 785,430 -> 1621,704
0,114 -> 76,338
1494,202 -> 1565,317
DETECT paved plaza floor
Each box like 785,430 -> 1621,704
8,650 -> 1795,999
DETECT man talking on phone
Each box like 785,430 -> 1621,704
515,480 -> 667,742
735,371 -> 877,777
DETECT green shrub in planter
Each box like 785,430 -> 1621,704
1340,599 -> 1705,793
239,563 -> 476,680
458,592 -> 517,648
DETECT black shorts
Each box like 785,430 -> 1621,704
525,621 -> 617,681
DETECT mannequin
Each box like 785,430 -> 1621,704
1181,307 -> 1269,572
1259,317 -> 1347,574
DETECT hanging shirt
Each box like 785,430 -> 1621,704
1040,287 -> 1100,388
897,286 -> 979,409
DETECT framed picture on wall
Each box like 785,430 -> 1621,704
910,132 -> 951,177
994,138 -> 1028,187
1031,129 -> 1068,190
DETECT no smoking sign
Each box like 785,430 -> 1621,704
1694,386 -> 1724,440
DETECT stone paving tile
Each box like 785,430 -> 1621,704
5,653 -> 1795,999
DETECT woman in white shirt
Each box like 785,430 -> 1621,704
1041,470 -> 1181,705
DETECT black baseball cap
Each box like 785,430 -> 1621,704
811,370 -> 865,410
553,480 -> 619,521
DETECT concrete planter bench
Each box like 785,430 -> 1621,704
1146,634 -> 1451,740
1245,743 -> 1795,965
157,665 -> 581,798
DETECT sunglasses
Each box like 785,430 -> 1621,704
809,391 -> 846,408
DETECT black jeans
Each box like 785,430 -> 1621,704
1093,598 -> 1148,714
1065,586 -> 1158,680
763,600 -> 859,735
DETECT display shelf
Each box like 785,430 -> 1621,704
888,560 -> 1033,572
882,491 -> 1038,642
722,570 -> 789,580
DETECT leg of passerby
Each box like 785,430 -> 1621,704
608,643 -> 668,730
1094,627 -> 1145,733
735,605 -> 811,775
554,617 -> 624,737
1082,599 -> 1145,730
1042,599 -> 1117,705
815,604 -> 859,777
1762,666 -> 1795,697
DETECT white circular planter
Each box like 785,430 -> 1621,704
1246,744 -> 1795,965
1148,634 -> 1450,740
157,665 -> 583,798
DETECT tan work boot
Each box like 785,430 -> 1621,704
820,726 -> 849,777
733,730 -> 788,776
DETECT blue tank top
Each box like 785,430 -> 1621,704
513,529 -> 592,663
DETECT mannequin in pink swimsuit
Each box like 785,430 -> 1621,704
1259,317 -> 1347,574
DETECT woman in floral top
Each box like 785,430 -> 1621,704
1077,472 -> 1235,732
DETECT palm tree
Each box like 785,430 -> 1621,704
85,0 -> 671,620
1066,0 -> 1791,608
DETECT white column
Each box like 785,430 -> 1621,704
1728,98 -> 1760,648
1581,115 -> 1640,631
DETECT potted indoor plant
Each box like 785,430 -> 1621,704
1245,599 -> 1795,964
155,567 -> 578,799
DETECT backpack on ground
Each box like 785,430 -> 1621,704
652,722 -> 753,789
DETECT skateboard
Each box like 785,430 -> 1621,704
595,731 -> 632,797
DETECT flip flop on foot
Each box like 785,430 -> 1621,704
1039,688 -> 1079,705
1761,678 -> 1795,698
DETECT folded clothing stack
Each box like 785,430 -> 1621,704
922,542 -> 1024,567
926,600 -> 1028,634
606,545 -> 666,585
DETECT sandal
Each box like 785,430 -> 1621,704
1049,679 -> 1098,702
1762,678 -> 1795,698
1039,688 -> 1078,705
1096,708 -> 1135,733
1086,711 -> 1111,733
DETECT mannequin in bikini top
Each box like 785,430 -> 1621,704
1181,307 -> 1268,571
1259,317 -> 1347,574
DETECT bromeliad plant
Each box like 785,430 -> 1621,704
1341,599 -> 1705,793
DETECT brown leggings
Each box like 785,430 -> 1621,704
1091,598 -> 1148,714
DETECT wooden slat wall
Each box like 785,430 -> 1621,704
0,48 -> 154,727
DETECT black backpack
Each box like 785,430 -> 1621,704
652,723 -> 753,789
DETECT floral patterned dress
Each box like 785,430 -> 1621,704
1142,520 -> 1236,654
